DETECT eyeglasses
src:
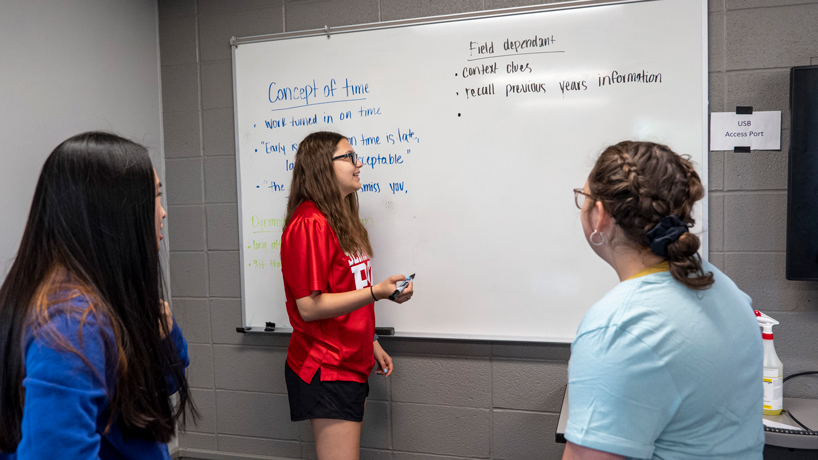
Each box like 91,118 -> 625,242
573,188 -> 594,209
332,152 -> 358,165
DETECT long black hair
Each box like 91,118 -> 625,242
0,132 -> 195,451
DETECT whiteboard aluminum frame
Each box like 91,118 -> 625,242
700,0 -> 710,259
231,0 -> 709,341
234,0 -> 658,46
232,43 -> 246,328
237,327 -> 579,343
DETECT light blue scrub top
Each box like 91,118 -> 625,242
565,261 -> 764,459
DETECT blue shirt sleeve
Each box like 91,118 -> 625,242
565,326 -> 681,459
164,318 -> 189,395
170,318 -> 189,368
16,311 -> 109,460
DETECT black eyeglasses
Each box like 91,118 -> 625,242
332,152 -> 358,165
573,188 -> 594,209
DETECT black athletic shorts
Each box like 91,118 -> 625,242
285,362 -> 369,422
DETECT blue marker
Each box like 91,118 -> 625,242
389,273 -> 415,301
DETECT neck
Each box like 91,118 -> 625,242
605,247 -> 665,282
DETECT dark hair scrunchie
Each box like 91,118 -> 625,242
645,215 -> 689,258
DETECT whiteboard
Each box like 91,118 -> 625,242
232,0 -> 708,342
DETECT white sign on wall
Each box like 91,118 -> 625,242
710,111 -> 781,151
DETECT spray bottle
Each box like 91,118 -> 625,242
755,310 -> 783,415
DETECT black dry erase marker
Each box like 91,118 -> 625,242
389,273 -> 415,301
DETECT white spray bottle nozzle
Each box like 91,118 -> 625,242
755,310 -> 778,335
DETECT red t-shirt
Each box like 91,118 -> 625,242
281,201 -> 375,383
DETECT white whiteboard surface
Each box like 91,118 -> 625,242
233,0 -> 708,342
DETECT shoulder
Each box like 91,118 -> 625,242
287,202 -> 330,230
27,293 -> 114,355
703,260 -> 752,304
23,293 -> 116,393
576,279 -> 642,336
579,264 -> 731,333
292,201 -> 327,222
285,202 -> 335,237
576,261 -> 755,354
574,272 -> 691,354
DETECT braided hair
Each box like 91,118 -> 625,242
588,141 -> 713,290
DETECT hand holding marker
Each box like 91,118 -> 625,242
389,274 -> 415,300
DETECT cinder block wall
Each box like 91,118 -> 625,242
160,1 -> 818,459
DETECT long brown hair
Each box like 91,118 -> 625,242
0,132 -> 195,451
284,131 -> 373,257
588,141 -> 713,290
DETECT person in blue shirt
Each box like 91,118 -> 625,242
0,132 -> 196,459
564,141 -> 763,460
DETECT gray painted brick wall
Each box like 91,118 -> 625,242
160,0 -> 818,458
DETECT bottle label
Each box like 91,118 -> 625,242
763,368 -> 780,378
763,374 -> 783,410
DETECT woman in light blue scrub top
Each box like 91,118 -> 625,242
563,141 -> 764,460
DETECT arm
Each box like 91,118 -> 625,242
162,318 -> 189,396
162,300 -> 188,367
373,339 -> 393,376
295,277 -> 413,322
168,318 -> 189,368
159,300 -> 188,366
157,300 -> 189,396
563,442 -> 625,460
17,315 -> 108,459
564,327 -> 678,459
284,216 -> 413,322
162,300 -> 189,394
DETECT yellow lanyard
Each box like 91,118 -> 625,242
626,261 -> 670,281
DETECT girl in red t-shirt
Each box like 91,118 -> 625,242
281,131 -> 413,459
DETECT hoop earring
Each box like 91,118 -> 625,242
590,230 -> 605,246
